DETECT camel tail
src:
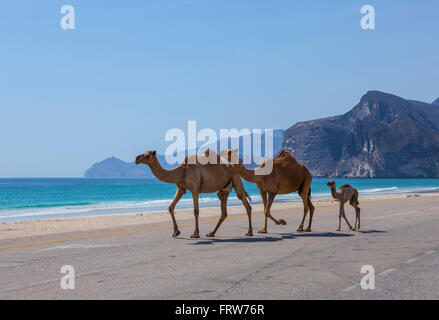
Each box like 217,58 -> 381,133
354,190 -> 360,206
230,175 -> 252,203
245,191 -> 252,203
297,179 -> 312,200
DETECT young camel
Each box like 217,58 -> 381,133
326,180 -> 361,231
135,150 -> 253,238
222,149 -> 315,233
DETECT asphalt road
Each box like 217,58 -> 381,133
1,195 -> 439,299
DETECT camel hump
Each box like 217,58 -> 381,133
183,150 -> 222,166
183,154 -> 197,166
203,149 -> 219,157
274,150 -> 299,167
341,184 -> 353,188
275,150 -> 297,161
276,150 -> 289,158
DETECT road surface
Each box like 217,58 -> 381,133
1,195 -> 439,299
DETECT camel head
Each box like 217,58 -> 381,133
220,148 -> 240,164
326,180 -> 336,188
135,150 -> 157,165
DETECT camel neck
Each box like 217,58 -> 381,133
233,162 -> 262,183
330,185 -> 339,199
147,158 -> 185,184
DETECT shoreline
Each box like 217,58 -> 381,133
2,177 -> 439,223
1,192 -> 438,241
2,189 -> 439,223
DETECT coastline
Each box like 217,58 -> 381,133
1,192 -> 438,241
2,177 -> 439,223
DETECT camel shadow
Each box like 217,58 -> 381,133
356,229 -> 387,234
287,232 -> 354,238
187,233 -> 295,245
287,230 -> 385,237
184,229 -> 385,245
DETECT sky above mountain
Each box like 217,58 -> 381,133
1,0 -> 438,177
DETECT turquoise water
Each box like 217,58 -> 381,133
1,178 -> 439,222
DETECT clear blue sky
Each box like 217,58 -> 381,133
1,0 -> 438,177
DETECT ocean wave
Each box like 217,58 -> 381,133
1,184 -> 439,222
361,186 -> 439,194
0,194 -> 271,221
361,187 -> 399,193
0,197 -> 225,220
0,202 -> 95,210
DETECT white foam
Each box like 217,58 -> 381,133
361,187 -> 399,193
1,185 -> 438,221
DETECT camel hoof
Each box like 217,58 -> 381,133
297,227 -> 304,232
305,228 -> 311,232
258,229 -> 267,234
336,228 -> 340,232
172,230 -> 181,237
278,219 -> 287,225
190,234 -> 200,238
206,232 -> 215,237
245,232 -> 253,236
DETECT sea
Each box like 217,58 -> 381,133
1,178 -> 439,222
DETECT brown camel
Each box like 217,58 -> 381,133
222,149 -> 315,233
326,180 -> 361,231
135,150 -> 253,238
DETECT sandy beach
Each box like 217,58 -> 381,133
1,192 -> 435,241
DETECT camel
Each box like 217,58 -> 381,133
326,180 -> 361,231
135,149 -> 253,238
222,149 -> 315,233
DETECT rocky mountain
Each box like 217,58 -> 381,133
283,91 -> 439,177
84,155 -> 173,178
84,156 -> 150,178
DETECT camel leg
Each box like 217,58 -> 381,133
232,175 -> 253,236
191,192 -> 200,238
305,198 -> 315,232
259,192 -> 276,233
266,199 -> 287,226
354,205 -> 361,229
297,194 -> 309,232
206,190 -> 229,237
336,202 -> 344,231
258,185 -> 285,227
341,203 -> 354,230
242,196 -> 253,236
350,202 -> 358,230
352,191 -> 360,229
257,184 -> 267,213
169,187 -> 185,237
